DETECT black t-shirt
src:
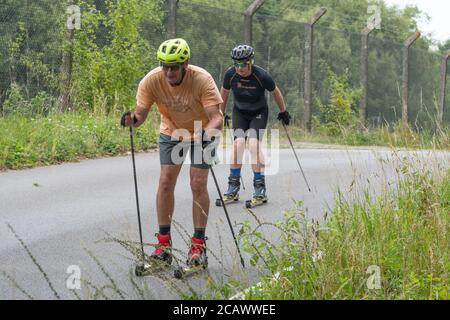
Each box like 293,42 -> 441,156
222,65 -> 276,113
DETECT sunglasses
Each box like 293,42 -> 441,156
234,60 -> 252,68
160,62 -> 183,71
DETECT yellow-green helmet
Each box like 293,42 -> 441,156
156,38 -> 190,63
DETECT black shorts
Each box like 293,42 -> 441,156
159,133 -> 218,169
232,106 -> 268,141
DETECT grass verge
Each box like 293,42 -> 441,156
1,112 -> 448,171
232,165 -> 449,299
0,111 -> 159,170
279,121 -> 449,150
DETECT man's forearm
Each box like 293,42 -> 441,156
205,115 -> 223,133
204,105 -> 224,135
272,87 -> 286,112
220,87 -> 230,114
133,106 -> 150,127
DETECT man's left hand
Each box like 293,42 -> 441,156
277,110 -> 291,126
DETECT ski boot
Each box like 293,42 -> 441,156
151,233 -> 173,264
245,176 -> 268,208
174,236 -> 208,279
216,175 -> 240,206
135,233 -> 172,276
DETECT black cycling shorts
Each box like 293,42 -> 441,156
232,106 -> 268,141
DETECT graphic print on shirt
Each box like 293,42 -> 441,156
237,79 -> 257,90
162,95 -> 190,113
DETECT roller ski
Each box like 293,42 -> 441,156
215,176 -> 240,207
174,237 -> 208,279
135,233 -> 173,277
245,176 -> 268,209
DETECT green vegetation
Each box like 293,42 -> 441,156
230,166 -> 449,300
1,0 -> 448,121
70,0 -> 164,112
282,122 -> 450,150
0,110 -> 159,170
0,108 -> 448,171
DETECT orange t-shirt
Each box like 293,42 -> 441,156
136,64 -> 223,140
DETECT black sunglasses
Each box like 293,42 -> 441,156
160,62 -> 183,71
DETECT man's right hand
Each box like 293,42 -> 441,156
120,111 -> 137,127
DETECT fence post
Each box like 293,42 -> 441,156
401,31 -> 420,126
438,51 -> 450,128
59,0 -> 77,111
167,0 -> 178,38
244,0 -> 265,45
359,25 -> 375,127
303,8 -> 326,132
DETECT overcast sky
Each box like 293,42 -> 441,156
383,0 -> 450,43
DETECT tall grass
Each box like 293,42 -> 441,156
0,110 -> 159,170
234,165 -> 449,300
279,121 -> 450,150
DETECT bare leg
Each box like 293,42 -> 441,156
190,167 -> 210,228
156,164 -> 182,225
231,137 -> 246,169
248,138 -> 265,173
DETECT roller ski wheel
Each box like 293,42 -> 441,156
135,233 -> 173,277
174,262 -> 208,279
135,263 -> 150,277
174,236 -> 208,279
215,194 -> 239,207
134,259 -> 171,277
245,196 -> 268,209
217,176 -> 241,207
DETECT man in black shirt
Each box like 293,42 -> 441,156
220,44 -> 291,203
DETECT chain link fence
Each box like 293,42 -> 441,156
0,0 -> 448,128
0,1 -> 64,106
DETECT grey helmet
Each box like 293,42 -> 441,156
231,45 -> 254,60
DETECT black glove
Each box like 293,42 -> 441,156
224,113 -> 231,128
277,110 -> 291,126
120,111 -> 137,127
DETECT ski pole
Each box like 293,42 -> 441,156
129,126 -> 145,263
226,122 -> 245,190
282,123 -> 311,192
209,164 -> 245,268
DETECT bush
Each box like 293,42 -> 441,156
314,69 -> 361,136
2,83 -> 29,117
2,83 -> 57,117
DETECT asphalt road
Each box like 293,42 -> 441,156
0,146 -> 448,299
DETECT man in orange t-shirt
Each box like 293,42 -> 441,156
121,38 -> 223,268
